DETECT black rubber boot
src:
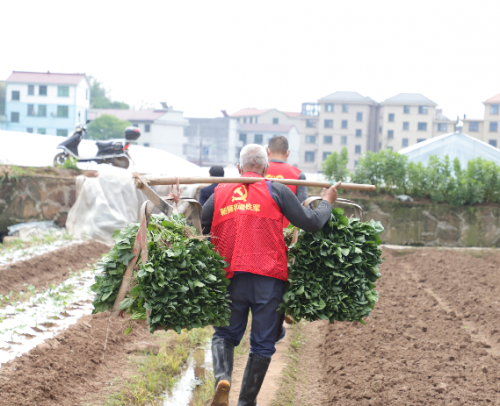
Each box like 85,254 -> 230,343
211,337 -> 234,406
237,352 -> 271,406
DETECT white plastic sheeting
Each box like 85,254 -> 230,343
399,131 -> 500,168
0,130 -> 205,177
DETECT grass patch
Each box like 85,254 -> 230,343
103,326 -> 213,406
190,370 -> 215,406
269,321 -> 305,406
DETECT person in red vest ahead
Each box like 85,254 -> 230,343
202,144 -> 341,406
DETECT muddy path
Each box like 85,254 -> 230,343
0,241 -> 109,295
319,248 -> 500,405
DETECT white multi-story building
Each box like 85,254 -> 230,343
3,71 -> 90,136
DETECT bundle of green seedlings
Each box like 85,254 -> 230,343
91,214 -> 231,334
280,207 -> 384,324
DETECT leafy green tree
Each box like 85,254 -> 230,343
322,147 -> 349,182
89,76 -> 130,109
86,114 -> 131,140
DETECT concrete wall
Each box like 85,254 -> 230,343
0,168 -> 78,234
337,197 -> 500,247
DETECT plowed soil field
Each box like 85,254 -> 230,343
318,248 -> 500,405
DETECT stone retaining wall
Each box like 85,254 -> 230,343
0,169 -> 78,234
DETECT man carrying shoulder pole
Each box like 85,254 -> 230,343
202,144 -> 341,406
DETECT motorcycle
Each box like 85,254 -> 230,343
53,123 -> 141,169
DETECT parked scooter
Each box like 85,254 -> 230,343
53,123 -> 141,169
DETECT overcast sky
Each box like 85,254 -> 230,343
1,0 -> 499,119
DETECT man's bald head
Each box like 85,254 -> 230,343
267,136 -> 290,161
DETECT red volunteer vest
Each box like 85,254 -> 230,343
211,172 -> 288,281
265,162 -> 301,228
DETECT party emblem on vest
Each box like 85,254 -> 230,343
232,185 -> 248,202
265,174 -> 284,179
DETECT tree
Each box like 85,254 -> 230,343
322,147 -> 350,182
86,114 -> 131,140
88,76 -> 130,109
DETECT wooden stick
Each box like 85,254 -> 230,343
140,176 -> 376,191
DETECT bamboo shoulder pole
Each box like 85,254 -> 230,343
139,176 -> 376,192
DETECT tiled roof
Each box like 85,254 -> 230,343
484,93 -> 500,104
89,109 -> 166,122
319,91 -> 377,104
239,124 -> 295,132
382,93 -> 437,105
6,71 -> 87,85
230,108 -> 272,117
283,112 -> 301,117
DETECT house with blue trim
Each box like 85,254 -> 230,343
2,71 -> 90,136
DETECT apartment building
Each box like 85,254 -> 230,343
379,93 -> 438,152
230,108 -> 300,126
90,107 -> 188,158
483,93 -> 500,148
3,71 -> 90,136
298,91 -> 379,172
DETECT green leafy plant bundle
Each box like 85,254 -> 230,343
91,214 -> 231,334
279,208 -> 384,324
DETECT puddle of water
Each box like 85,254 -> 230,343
162,344 -> 213,406
0,268 -> 98,366
0,240 -> 79,267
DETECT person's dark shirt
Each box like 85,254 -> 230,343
199,183 -> 218,206
202,176 -> 331,235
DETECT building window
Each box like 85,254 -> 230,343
388,113 -> 395,122
255,117 -> 258,123
403,121 -> 409,130
254,134 -> 263,144
39,85 -> 47,96
387,146 -> 393,151
388,130 -> 394,139
354,160 -> 358,167
490,122 -> 498,132
11,112 -> 19,122
243,117 -> 246,123
239,133 -> 247,143
356,112 -> 363,121
417,138 -> 426,143
437,123 -> 448,132
58,86 -> 69,97
469,121 -> 479,132
325,103 -> 333,112
402,138 -> 409,147
355,129 -> 362,137
419,106 -> 428,114
323,152 -> 331,161
27,128 -> 33,133
57,129 -> 68,136
28,85 -> 34,95
144,143 -> 150,147
37,128 -> 46,134
11,90 -> 20,101
324,119 -> 333,128
27,104 -> 36,116
249,117 -> 253,124
379,126 -> 382,134
38,105 -> 47,117
306,135 -> 316,143
418,122 -> 428,131
145,124 -> 151,132
341,120 -> 348,129
57,106 -> 69,118
341,136 -> 347,145
272,118 -> 279,124
86,89 -> 89,100
355,145 -> 361,154
133,124 -> 139,127
342,104 -> 348,112
403,105 -> 410,114
323,135 -> 333,144
306,119 -> 317,128
305,151 -> 315,162
489,140 -> 498,147
491,105 -> 499,115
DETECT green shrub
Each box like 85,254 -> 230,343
322,147 -> 349,183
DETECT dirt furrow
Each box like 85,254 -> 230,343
319,248 -> 500,405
